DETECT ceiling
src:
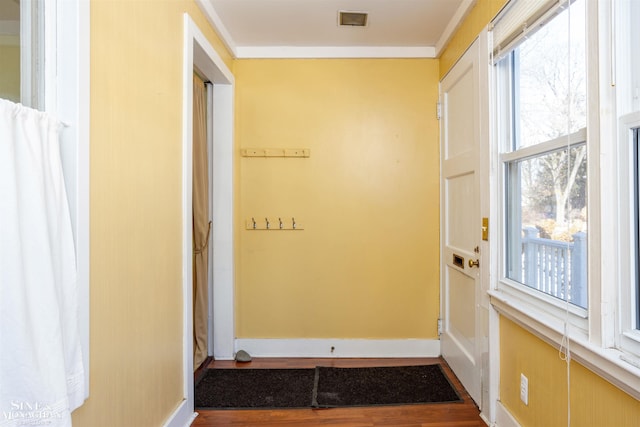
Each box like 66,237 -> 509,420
202,0 -> 476,58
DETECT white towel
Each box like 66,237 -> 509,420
0,99 -> 85,426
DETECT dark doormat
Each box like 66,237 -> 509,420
195,364 -> 462,410
312,365 -> 462,407
195,368 -> 316,409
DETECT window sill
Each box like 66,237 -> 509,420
489,289 -> 640,400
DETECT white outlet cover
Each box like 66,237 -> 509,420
520,373 -> 529,405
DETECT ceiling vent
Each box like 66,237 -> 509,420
339,11 -> 368,27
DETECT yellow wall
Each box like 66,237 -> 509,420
0,42 -> 20,102
439,0 -> 507,79
72,1 -> 231,426
500,317 -> 640,427
234,59 -> 440,339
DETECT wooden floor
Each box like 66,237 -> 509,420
192,357 -> 486,427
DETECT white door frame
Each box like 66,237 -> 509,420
166,14 -> 235,427
439,30 -> 493,419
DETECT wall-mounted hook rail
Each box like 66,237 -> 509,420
244,217 -> 304,230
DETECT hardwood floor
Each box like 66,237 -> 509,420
192,357 -> 486,427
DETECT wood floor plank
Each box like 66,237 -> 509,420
192,358 -> 486,427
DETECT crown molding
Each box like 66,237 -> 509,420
235,45 -> 436,59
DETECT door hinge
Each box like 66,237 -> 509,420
437,318 -> 442,336
436,101 -> 442,120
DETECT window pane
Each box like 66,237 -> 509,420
0,0 -> 21,103
513,0 -> 586,150
506,144 -> 588,308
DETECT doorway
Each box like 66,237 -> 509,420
166,14 -> 235,427
439,35 -> 489,409
192,73 -> 212,370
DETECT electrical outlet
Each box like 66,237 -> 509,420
520,373 -> 529,405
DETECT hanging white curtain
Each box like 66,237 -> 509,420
0,99 -> 84,426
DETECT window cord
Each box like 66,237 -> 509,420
559,1 -> 573,426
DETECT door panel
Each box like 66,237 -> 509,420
440,38 -> 482,405
448,267 -> 476,352
445,68 -> 475,160
446,172 -> 476,251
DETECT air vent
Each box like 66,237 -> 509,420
339,11 -> 368,27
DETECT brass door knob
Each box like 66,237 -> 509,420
468,259 -> 480,268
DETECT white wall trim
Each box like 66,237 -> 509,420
46,0 -> 91,400
193,0 -> 238,58
161,400 -> 197,427
179,13 -> 235,426
181,18 -> 195,423
234,339 -> 441,358
435,0 -> 477,57
234,45 -> 436,59
210,81 -> 235,360
495,400 -> 521,427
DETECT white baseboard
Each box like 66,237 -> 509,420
233,338 -> 441,358
162,399 -> 197,427
495,400 -> 521,427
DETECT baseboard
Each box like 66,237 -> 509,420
234,338 -> 441,358
495,400 -> 521,427
161,399 -> 197,427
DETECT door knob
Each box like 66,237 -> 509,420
468,259 -> 480,268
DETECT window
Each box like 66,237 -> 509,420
616,0 -> 640,360
0,0 -> 48,108
0,0 -> 91,395
490,0 -> 640,396
497,0 -> 588,312
618,114 -> 640,357
0,0 -> 21,103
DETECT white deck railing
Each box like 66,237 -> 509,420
521,227 -> 587,309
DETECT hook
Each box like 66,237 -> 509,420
292,217 -> 296,230
279,217 -> 283,229
265,217 -> 270,229
251,217 -> 256,229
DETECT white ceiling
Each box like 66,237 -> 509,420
202,0 -> 476,58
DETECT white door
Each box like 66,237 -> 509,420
440,38 -> 482,405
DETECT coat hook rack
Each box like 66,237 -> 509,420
244,217 -> 304,230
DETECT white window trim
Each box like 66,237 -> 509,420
490,0 -> 640,398
616,113 -> 640,357
498,127 -> 589,331
489,290 -> 640,400
500,128 -> 587,163
495,50 -> 590,333
612,0 -> 640,362
26,0 -> 91,397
